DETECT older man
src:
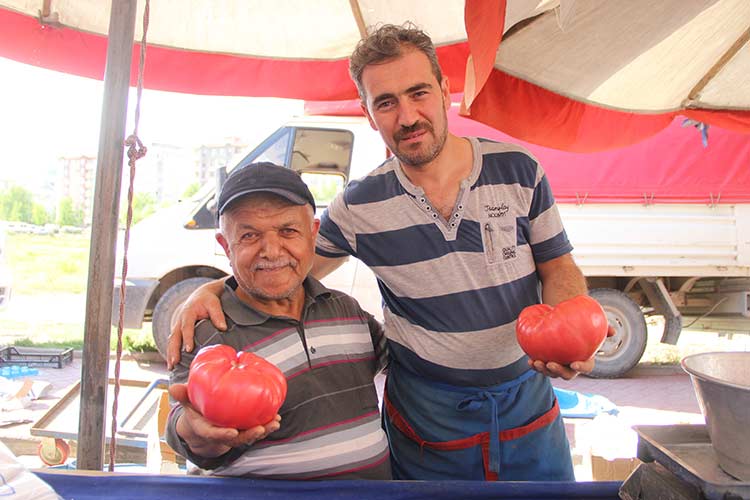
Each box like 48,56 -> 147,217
165,162 -> 390,480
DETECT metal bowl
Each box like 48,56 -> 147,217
681,351 -> 750,481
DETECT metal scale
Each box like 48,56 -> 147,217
619,424 -> 750,500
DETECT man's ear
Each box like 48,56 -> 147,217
441,77 -> 451,112
361,101 -> 378,131
311,218 -> 321,241
216,232 -> 230,258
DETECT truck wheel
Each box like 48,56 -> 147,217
152,277 -> 214,361
588,288 -> 648,378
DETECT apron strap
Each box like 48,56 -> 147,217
384,392 -> 561,480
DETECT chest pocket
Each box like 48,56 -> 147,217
482,220 -> 518,265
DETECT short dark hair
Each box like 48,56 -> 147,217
349,22 -> 443,100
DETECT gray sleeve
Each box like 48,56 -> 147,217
316,191 -> 357,258
366,312 -> 389,374
164,347 -> 196,461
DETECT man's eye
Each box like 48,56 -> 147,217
413,90 -> 428,98
280,228 -> 297,236
241,233 -> 258,240
376,100 -> 394,110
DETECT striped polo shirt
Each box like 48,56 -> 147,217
316,137 -> 573,387
166,277 -> 390,480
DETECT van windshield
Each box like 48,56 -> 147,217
231,127 -> 292,173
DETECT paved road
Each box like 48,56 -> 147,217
0,293 -> 87,325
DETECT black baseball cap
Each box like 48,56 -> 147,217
217,162 -> 316,215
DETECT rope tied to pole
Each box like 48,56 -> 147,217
110,0 -> 149,473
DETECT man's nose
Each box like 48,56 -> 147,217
397,100 -> 420,128
259,233 -> 283,258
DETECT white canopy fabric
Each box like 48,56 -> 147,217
494,0 -> 750,112
3,0 -> 469,58
462,0 -> 750,151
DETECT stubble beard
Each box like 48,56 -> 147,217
235,261 -> 304,301
392,116 -> 448,169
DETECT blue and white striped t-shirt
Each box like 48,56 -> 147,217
317,138 -> 573,386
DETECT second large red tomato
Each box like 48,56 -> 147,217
187,344 -> 287,430
515,295 -> 608,364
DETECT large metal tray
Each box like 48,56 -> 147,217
31,378 -> 169,449
634,424 -> 750,500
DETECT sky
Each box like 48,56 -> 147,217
0,56 -> 304,190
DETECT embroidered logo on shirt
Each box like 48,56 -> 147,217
484,203 -> 509,218
502,245 -> 517,260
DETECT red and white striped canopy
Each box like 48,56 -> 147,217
462,0 -> 750,150
0,0 -> 473,100
1,0 -> 748,151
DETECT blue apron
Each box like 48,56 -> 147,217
382,361 -> 575,481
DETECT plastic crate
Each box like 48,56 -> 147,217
0,346 -> 74,368
0,365 -> 39,379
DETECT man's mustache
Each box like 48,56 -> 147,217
394,121 -> 433,141
253,259 -> 296,271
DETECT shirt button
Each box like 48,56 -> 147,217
310,347 -> 317,354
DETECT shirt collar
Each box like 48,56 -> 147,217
392,137 -> 482,194
222,276 -> 332,326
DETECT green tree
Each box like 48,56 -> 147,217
57,197 -> 85,226
119,192 -> 157,227
0,185 -> 34,222
31,203 -> 50,225
182,182 -> 201,199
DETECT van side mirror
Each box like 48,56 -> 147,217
215,166 -> 228,202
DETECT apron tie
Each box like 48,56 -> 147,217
455,369 -> 535,475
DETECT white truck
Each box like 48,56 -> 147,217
113,113 -> 750,378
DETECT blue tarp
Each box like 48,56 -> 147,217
35,472 -> 622,500
554,387 -> 619,419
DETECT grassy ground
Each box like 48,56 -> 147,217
1,231 -> 156,351
4,232 -> 90,295
0,319 -> 156,352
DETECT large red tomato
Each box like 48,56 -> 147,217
515,295 -> 608,364
187,344 -> 287,430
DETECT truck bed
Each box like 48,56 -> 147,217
560,203 -> 750,278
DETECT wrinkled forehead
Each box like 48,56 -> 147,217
221,195 -> 314,226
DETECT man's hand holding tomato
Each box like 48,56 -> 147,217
518,295 -> 616,381
170,383 -> 281,458
172,344 -> 287,458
